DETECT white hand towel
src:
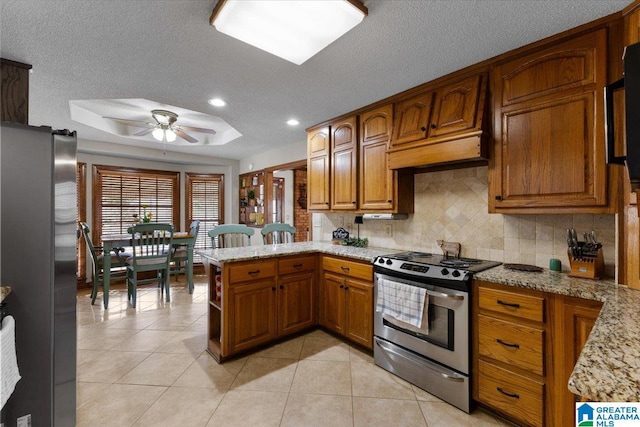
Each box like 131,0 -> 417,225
376,278 -> 427,328
1,315 -> 21,410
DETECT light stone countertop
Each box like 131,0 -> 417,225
475,266 -> 640,402
198,244 -> 640,401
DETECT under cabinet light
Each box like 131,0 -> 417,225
210,0 -> 367,65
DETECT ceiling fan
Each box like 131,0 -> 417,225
104,109 -> 216,143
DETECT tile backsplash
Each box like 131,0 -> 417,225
313,166 -> 616,277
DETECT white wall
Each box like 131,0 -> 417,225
239,139 -> 306,174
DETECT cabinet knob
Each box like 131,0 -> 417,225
325,202 -> 329,205
339,285 -> 344,289
387,199 -> 392,203
420,126 -> 427,132
352,201 -> 356,204
271,287 -> 276,291
344,286 -> 349,290
279,285 -> 284,290
430,123 -> 437,129
495,195 -> 502,201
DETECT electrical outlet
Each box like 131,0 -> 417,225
17,414 -> 31,427
385,224 -> 393,237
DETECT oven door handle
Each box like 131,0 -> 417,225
374,337 -> 465,383
426,290 -> 464,301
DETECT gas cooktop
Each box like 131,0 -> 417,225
374,251 -> 501,282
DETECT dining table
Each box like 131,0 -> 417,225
100,231 -> 196,309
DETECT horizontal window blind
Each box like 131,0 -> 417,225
94,166 -> 179,242
186,173 -> 224,259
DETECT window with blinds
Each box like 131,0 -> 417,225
93,165 -> 179,241
186,173 -> 224,256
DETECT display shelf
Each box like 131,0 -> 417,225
239,171 -> 266,227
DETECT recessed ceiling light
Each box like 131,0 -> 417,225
287,119 -> 300,126
208,98 -> 227,107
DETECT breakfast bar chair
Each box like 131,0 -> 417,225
208,224 -> 254,248
126,223 -> 174,308
79,221 -> 131,307
261,223 -> 296,244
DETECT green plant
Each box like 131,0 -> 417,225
341,237 -> 368,247
247,189 -> 255,199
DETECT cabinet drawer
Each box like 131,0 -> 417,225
478,314 -> 544,376
229,260 -> 277,283
278,255 -> 316,274
322,256 -> 372,281
479,287 -> 544,323
478,360 -> 544,427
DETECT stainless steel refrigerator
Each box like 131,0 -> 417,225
0,122 -> 77,427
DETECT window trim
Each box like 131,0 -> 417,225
186,172 -> 225,253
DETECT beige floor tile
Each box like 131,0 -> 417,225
418,401 -> 503,426
173,353 -> 246,390
353,396 -> 427,427
111,329 -> 180,352
206,390 -> 288,427
76,381 -> 110,409
134,386 -> 225,426
76,383 -> 166,427
77,349 -> 150,383
412,384 -> 442,402
231,357 -> 297,392
146,314 -> 200,331
105,312 -> 168,330
155,330 -> 207,356
117,352 -> 196,386
250,335 -> 304,359
77,327 -> 138,350
290,360 -> 352,395
281,393 -> 353,427
349,345 -> 374,363
300,335 -> 352,361
351,361 -> 415,399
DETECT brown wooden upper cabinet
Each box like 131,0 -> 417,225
1,59 -> 31,125
359,105 -> 414,212
489,29 -> 610,213
392,92 -> 434,146
331,116 -> 359,210
307,125 -> 331,210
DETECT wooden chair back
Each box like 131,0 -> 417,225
261,223 -> 296,244
208,224 -> 255,248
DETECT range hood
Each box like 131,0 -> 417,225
362,213 -> 408,220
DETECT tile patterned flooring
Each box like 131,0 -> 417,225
76,276 -> 510,427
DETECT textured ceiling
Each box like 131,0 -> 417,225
0,0 -> 630,161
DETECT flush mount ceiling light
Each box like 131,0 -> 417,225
286,119 -> 300,126
208,98 -> 227,107
210,0 -> 367,65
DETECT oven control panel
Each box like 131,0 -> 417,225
400,263 -> 430,273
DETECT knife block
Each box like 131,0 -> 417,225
567,248 -> 604,279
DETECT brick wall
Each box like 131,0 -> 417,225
294,170 -> 309,241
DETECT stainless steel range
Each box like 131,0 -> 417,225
373,251 -> 500,413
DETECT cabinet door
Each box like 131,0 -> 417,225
360,105 -> 395,210
319,272 -> 346,335
307,126 -> 331,210
490,29 -> 608,212
429,74 -> 482,138
331,116 -> 358,210
345,277 -> 373,349
227,279 -> 277,354
278,271 -> 315,336
392,92 -> 434,146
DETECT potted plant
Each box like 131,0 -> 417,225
247,189 -> 256,206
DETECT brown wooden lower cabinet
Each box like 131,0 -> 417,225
474,280 -> 602,426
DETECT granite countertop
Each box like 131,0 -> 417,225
197,241 -> 402,264
0,286 -> 11,303
476,266 -> 640,402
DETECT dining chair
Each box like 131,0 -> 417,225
126,223 -> 174,308
170,220 -> 200,283
261,223 -> 296,244
208,224 -> 255,248
79,221 -> 131,306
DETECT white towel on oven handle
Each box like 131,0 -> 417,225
376,278 -> 428,329
1,315 -> 21,410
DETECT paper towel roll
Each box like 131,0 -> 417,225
1,315 -> 21,409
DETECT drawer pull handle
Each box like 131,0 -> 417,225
340,266 -> 350,272
293,263 -> 303,268
248,270 -> 260,275
497,339 -> 520,349
497,387 -> 520,399
497,300 -> 520,309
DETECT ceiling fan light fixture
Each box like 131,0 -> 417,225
210,0 -> 367,65
152,128 -> 165,141
165,129 -> 177,142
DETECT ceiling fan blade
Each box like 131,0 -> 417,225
134,128 -> 155,137
178,125 -> 217,135
174,128 -> 198,143
103,117 -> 155,128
